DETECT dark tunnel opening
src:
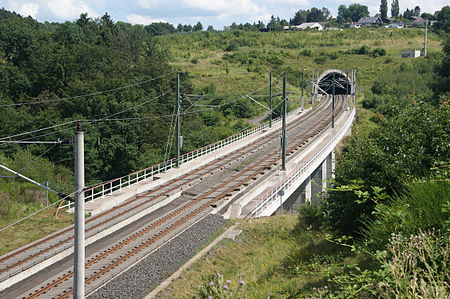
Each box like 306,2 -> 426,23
318,73 -> 351,95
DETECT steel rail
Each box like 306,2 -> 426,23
0,99 -> 329,277
20,96 -> 345,299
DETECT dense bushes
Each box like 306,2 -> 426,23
297,40 -> 450,299
363,179 -> 450,250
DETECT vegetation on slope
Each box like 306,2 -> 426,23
159,32 -> 449,298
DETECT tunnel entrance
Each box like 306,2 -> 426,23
317,70 -> 352,95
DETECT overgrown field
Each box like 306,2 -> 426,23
159,28 -> 442,96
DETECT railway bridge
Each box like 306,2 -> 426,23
0,69 -> 356,299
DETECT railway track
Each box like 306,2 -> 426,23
1,95 -> 345,298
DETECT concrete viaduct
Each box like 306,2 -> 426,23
0,69 -> 356,298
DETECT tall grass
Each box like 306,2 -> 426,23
363,179 -> 450,251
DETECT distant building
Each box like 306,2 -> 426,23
401,49 -> 421,58
357,16 -> 383,26
294,22 -> 324,31
386,23 -> 405,29
349,23 -> 362,29
408,16 -> 436,26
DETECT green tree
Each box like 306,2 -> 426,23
307,7 -> 330,22
391,0 -> 400,18
290,10 -> 308,25
380,0 -> 388,20
145,22 -> 176,36
413,6 -> 421,17
434,6 -> 450,33
337,5 -> 349,23
338,4 -> 370,23
193,21 -> 203,31
348,4 -> 370,22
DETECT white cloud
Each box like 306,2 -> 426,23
135,0 -> 159,10
183,0 -> 268,16
126,13 -> 168,24
18,2 -> 40,18
264,0 -> 310,6
44,0 -> 98,20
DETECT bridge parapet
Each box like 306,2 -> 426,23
61,107 -> 304,210
246,108 -> 355,218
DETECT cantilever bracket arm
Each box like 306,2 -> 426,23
0,164 -> 67,198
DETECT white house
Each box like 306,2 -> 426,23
349,23 -> 362,29
294,22 -> 324,31
386,23 -> 405,29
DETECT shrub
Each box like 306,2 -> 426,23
190,58 -> 198,64
363,179 -> 450,250
299,49 -> 312,57
224,42 -> 239,52
329,52 -> 339,60
314,56 -> 327,65
330,230 -> 449,298
371,48 -> 386,57
357,45 -> 370,55
295,203 -> 324,231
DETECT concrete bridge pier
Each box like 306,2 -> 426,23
280,150 -> 335,213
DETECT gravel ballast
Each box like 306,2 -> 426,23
88,214 -> 228,299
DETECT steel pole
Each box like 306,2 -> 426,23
424,20 -> 428,57
74,121 -> 85,299
269,72 -> 273,127
345,70 -> 349,110
281,74 -> 287,171
175,73 -> 181,167
332,73 -> 335,128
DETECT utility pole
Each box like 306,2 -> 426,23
300,71 -> 304,111
345,70 -> 349,110
424,19 -> 428,57
175,73 -> 181,167
74,120 -> 85,299
281,73 -> 287,171
332,73 -> 335,128
269,72 -> 273,127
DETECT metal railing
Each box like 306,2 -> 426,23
247,108 -> 355,218
61,106 -> 305,210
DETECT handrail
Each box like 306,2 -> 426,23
61,105 -> 305,210
246,108 -> 355,218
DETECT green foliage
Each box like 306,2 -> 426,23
371,47 -> 386,57
329,230 -> 449,298
295,203 -> 324,231
290,7 -> 331,25
324,50 -> 449,237
314,56 -> 327,65
380,0 -> 388,20
363,178 -> 450,250
434,35 -> 450,95
434,6 -> 450,34
224,42 -> 239,52
337,4 -> 370,23
198,273 -> 245,298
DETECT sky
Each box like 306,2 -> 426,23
0,0 -> 447,29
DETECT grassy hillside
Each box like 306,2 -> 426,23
158,28 -> 442,97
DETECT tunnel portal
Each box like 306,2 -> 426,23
317,70 -> 352,95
